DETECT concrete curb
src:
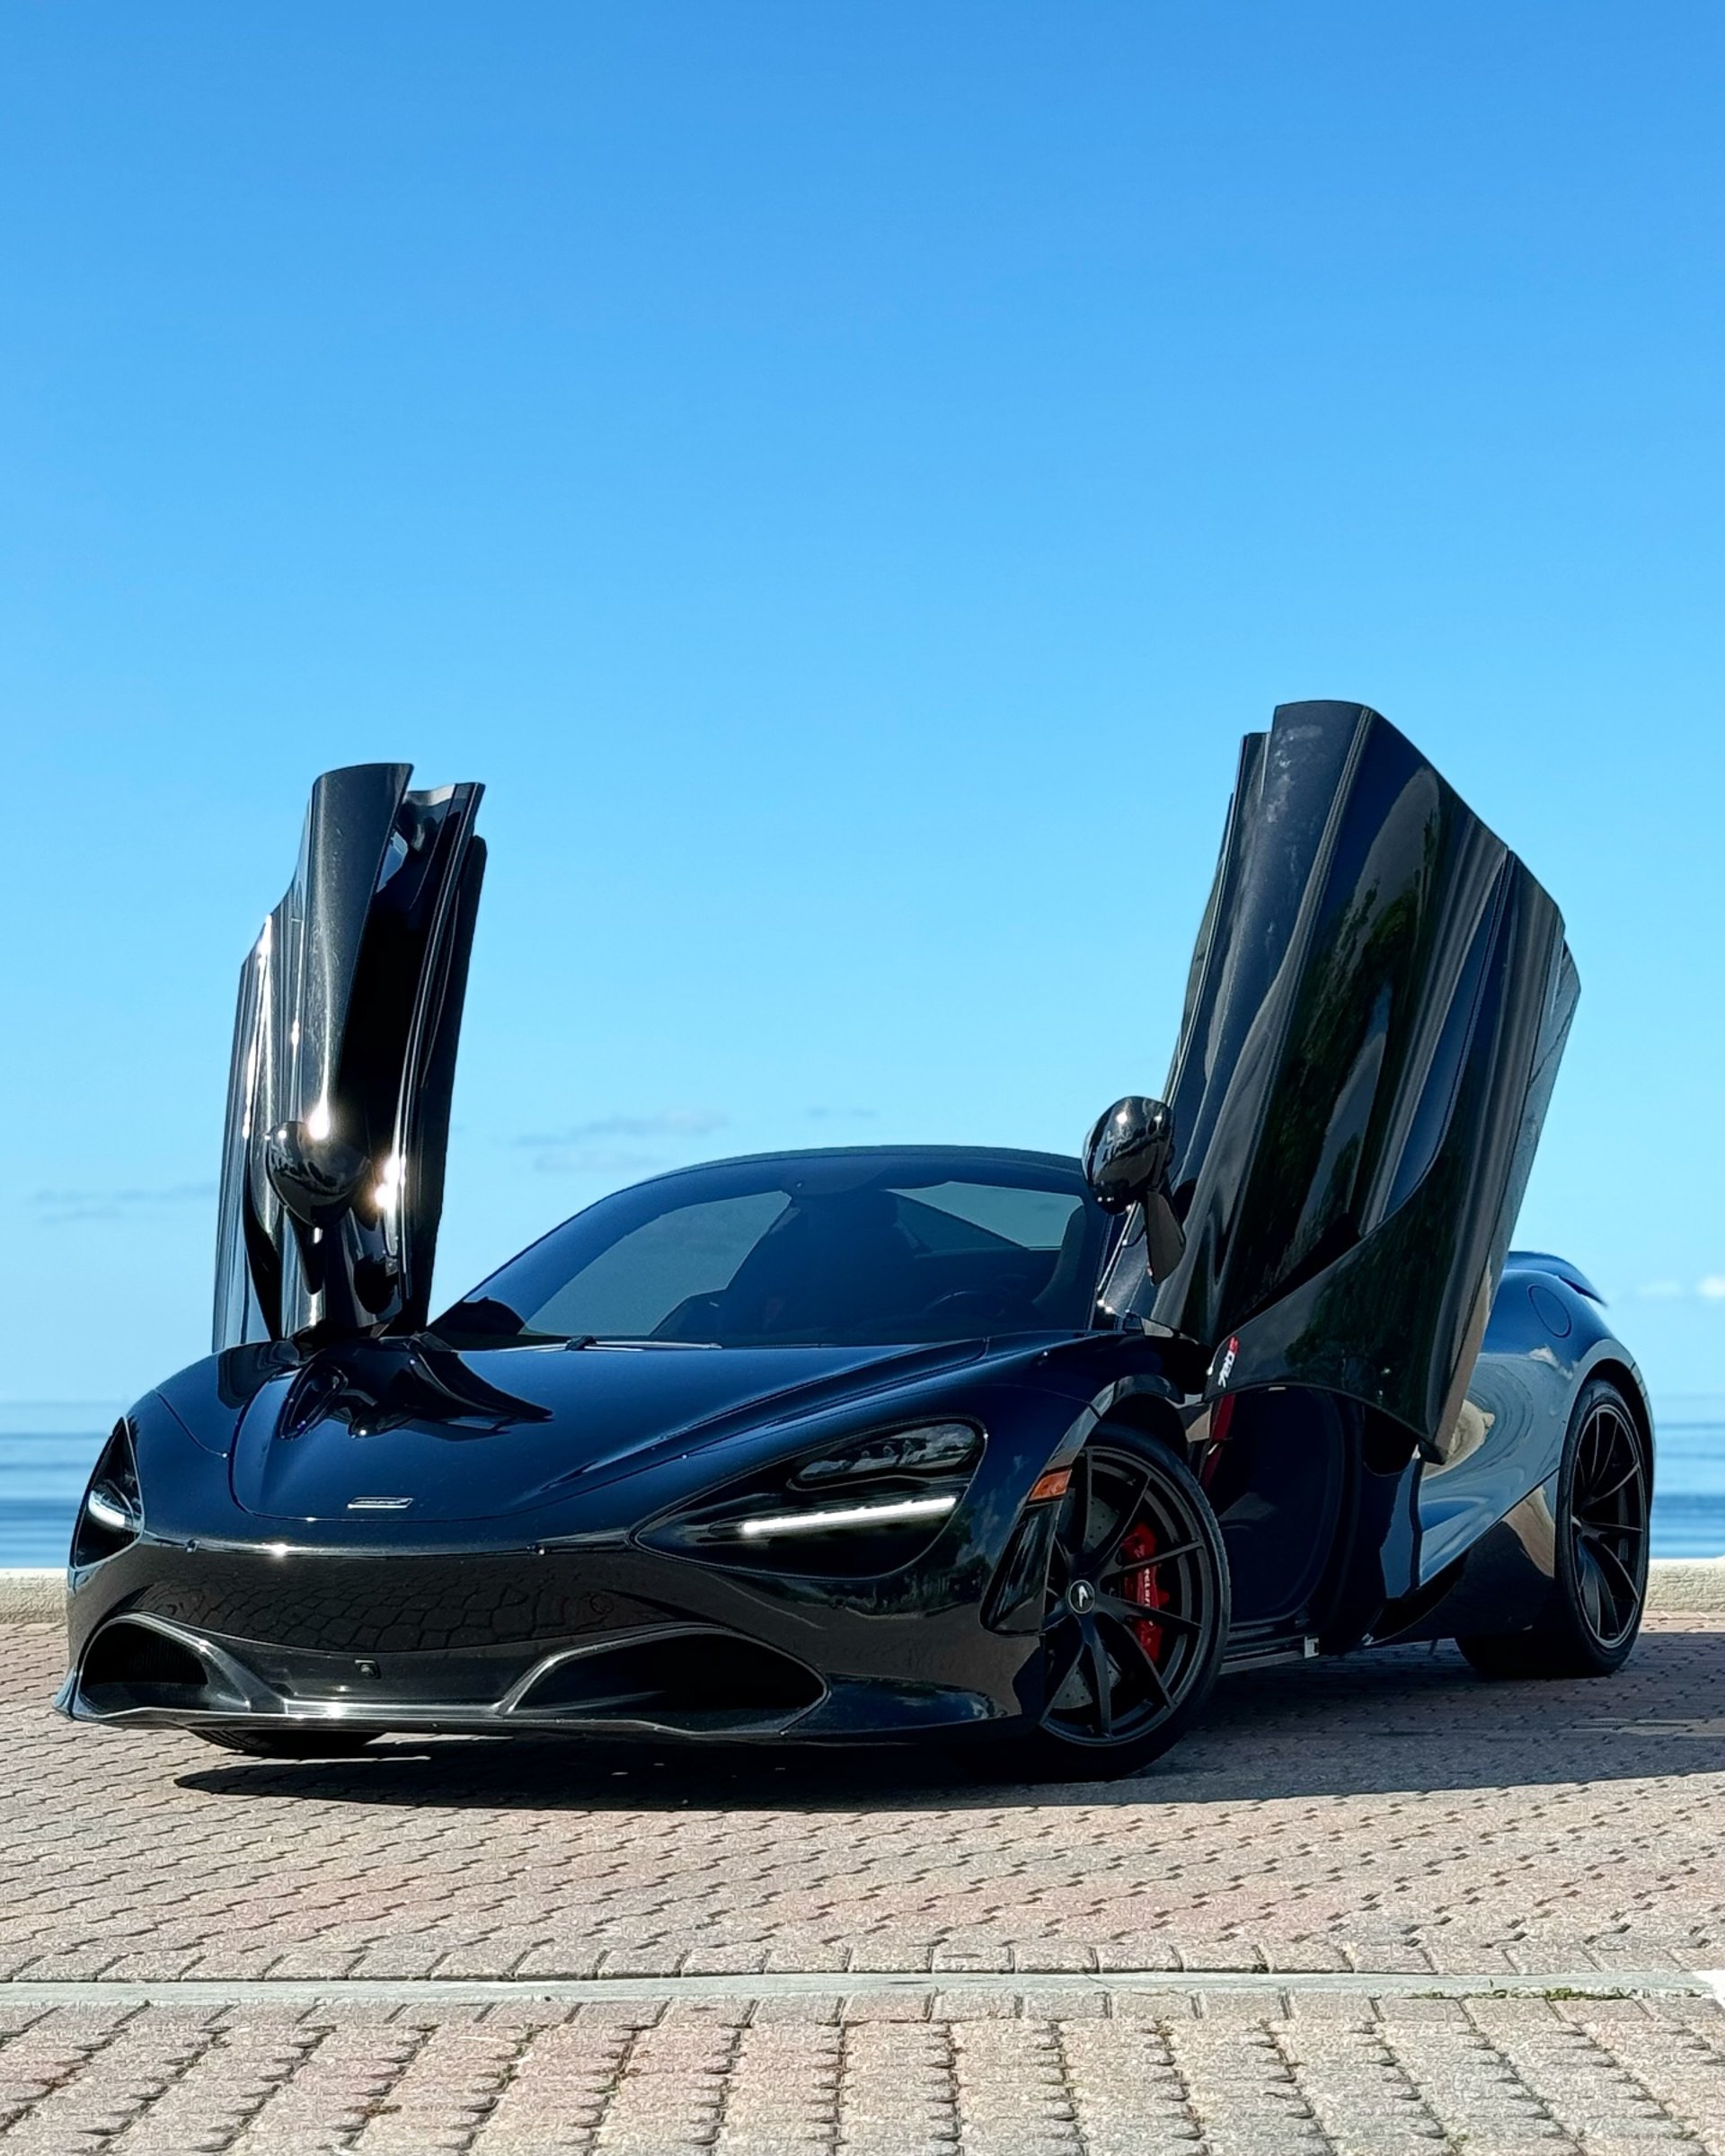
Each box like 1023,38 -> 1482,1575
1,1966 -> 1721,2008
0,1571 -> 67,1622
1645,1557 -> 1725,1612
4,1558 -> 1723,1625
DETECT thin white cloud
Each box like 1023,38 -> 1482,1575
1631,1276 -> 1725,1303
526,1146 -> 676,1179
30,1180 -> 216,1226
517,1109 -> 729,1178
518,1109 -> 727,1148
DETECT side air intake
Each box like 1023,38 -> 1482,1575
79,1621 -> 218,1715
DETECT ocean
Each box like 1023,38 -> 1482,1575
3,1406 -> 1722,1569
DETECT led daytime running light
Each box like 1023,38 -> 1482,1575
737,1493 -> 959,1542
84,1487 -> 138,1534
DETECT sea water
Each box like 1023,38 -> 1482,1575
3,1409 -> 1722,1568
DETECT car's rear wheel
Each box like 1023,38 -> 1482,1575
1457,1376 -> 1650,1681
1015,1428 -> 1229,1780
192,1726 -> 381,1759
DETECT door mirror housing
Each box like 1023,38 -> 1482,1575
264,1120 -> 369,1230
263,1119 -> 399,1337
1083,1096 -> 1175,1215
1084,1095 -> 1187,1296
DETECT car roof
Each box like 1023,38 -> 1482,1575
618,1143 -> 1086,1189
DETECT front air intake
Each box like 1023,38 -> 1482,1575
511,1630 -> 823,1732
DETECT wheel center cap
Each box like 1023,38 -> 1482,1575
1066,1579 -> 1096,1615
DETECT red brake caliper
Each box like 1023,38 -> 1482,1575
1118,1524 -> 1166,1662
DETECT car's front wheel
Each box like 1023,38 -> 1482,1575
1014,1427 -> 1229,1780
1457,1375 -> 1650,1681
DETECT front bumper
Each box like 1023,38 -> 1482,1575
57,1531 -> 1041,1745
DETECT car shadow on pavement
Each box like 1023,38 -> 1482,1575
173,1629 -> 1725,1812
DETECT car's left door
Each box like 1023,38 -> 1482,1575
212,764 -> 485,1349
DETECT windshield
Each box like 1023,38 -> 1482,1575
443,1150 -> 1107,1348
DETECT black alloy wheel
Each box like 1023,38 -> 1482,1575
1020,1430 -> 1228,1779
1459,1376 -> 1650,1681
1566,1390 -> 1650,1651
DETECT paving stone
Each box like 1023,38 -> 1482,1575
6,1621 -> 1725,2146
0,2001 -> 1715,2146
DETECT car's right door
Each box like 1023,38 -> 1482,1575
1150,701 -> 1579,1463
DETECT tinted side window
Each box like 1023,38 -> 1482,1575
891,1182 -> 1087,1252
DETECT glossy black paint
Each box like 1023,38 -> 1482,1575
57,1220 -> 1647,1743
61,710 -> 1650,1755
1083,1097 -> 1186,1283
213,764 -> 484,1348
1150,702 -> 1579,1451
63,1301 -> 1163,1739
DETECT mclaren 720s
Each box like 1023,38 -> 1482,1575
58,702 -> 1652,1777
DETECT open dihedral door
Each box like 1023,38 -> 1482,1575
1150,702 -> 1578,1453
212,764 -> 485,1350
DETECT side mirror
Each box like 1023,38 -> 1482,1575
264,1119 -> 398,1335
1083,1096 -> 1175,1215
1084,1095 -> 1187,1286
264,1121 -> 369,1228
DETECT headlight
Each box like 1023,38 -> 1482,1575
84,1487 -> 139,1534
791,1422 -> 978,1489
641,1420 -> 984,1575
73,1420 -> 143,1566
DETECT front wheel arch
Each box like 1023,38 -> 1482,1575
1585,1356 -> 1654,1485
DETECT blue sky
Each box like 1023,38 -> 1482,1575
1,2 -> 1721,1407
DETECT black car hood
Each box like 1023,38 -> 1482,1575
227,1335 -> 995,1523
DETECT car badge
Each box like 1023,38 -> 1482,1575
347,1496 -> 415,1511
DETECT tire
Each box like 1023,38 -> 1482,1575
192,1726 -> 382,1759
1012,1426 -> 1230,1780
1457,1375 -> 1650,1682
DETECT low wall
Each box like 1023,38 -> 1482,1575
0,1571 -> 69,1622
1645,1557 -> 1725,1612
4,1560 -> 1722,1625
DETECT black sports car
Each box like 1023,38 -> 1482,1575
58,701 -> 1654,1777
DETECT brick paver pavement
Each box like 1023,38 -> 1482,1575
4,1616 -> 1724,2149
